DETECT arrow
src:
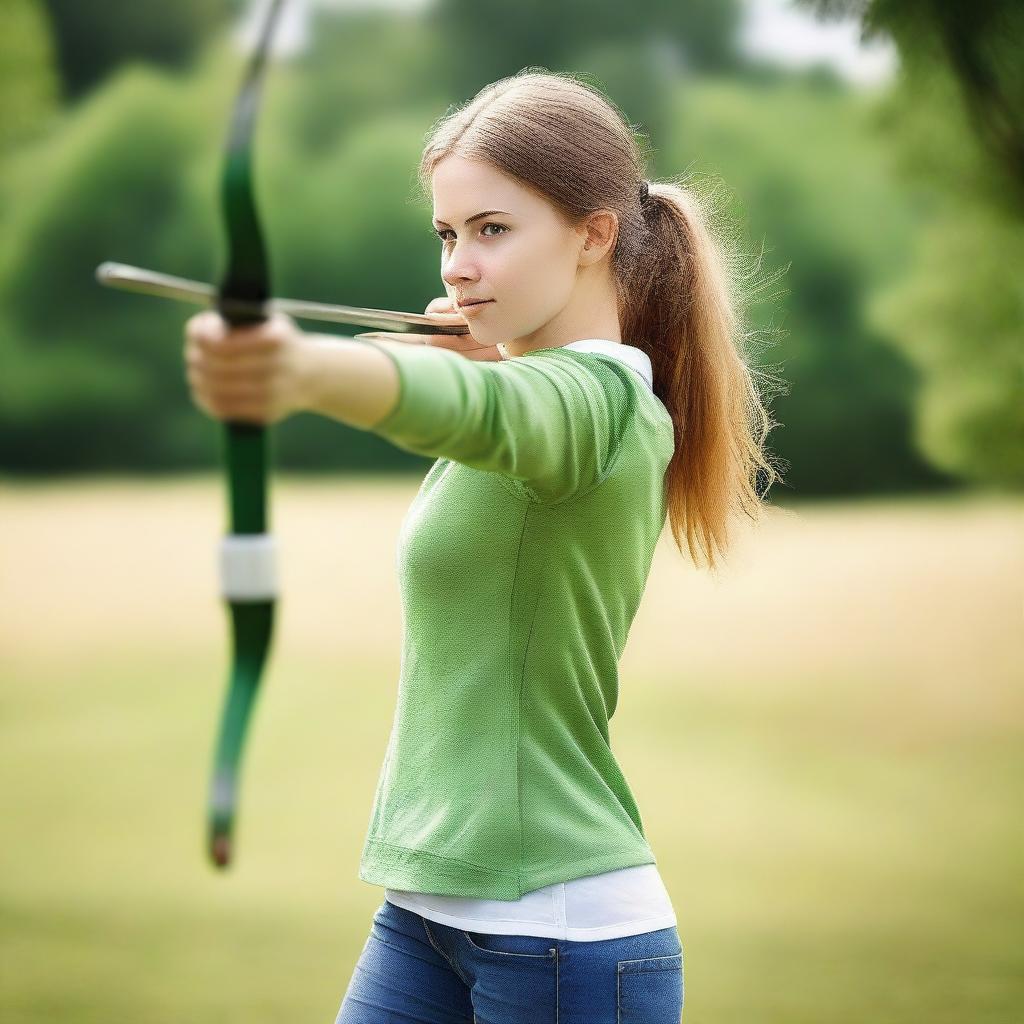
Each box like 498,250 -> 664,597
94,261 -> 469,335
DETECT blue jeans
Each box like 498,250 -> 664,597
335,898 -> 684,1023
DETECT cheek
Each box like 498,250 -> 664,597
500,233 -> 576,314
461,231 -> 577,343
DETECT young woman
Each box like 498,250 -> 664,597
184,69 -> 782,1024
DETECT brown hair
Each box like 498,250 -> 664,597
417,69 -> 789,573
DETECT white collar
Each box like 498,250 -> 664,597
561,339 -> 653,391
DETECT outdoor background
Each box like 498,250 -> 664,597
1,0 -> 1021,1021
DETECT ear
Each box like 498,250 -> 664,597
578,209 -> 618,267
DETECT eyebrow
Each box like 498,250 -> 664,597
432,209 -> 512,228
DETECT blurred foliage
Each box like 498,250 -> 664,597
0,1 -> 1018,491
797,0 -> 1024,206
796,0 -> 1024,485
428,0 -> 745,98
867,60 -> 1024,484
0,0 -> 60,154
289,8 -> 453,158
38,0 -> 237,101
670,75 -> 948,496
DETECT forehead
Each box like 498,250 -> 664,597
431,156 -> 541,219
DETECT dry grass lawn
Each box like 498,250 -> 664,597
0,476 -> 1020,1023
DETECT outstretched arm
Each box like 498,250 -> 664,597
183,314 -> 629,506
299,333 -> 401,429
302,332 -> 630,505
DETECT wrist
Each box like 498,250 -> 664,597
293,334 -> 327,415
292,332 -> 401,429
294,332 -> 351,416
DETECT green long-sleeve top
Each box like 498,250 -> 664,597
355,338 -> 675,900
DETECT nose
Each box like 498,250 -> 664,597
440,246 -> 481,290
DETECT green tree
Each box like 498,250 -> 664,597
428,0 -> 746,99
797,0 -> 1024,485
669,75 -> 951,496
796,0 -> 1024,205
0,0 -> 59,154
866,62 -> 1024,484
0,44 -> 447,474
38,0 -> 236,102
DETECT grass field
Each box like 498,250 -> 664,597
1,477 -> 1021,1023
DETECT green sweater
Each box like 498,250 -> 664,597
355,340 -> 675,900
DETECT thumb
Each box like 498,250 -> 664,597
424,295 -> 459,315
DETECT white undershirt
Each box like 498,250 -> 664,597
385,862 -> 676,941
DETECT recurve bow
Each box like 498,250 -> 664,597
95,0 -> 464,871
203,0 -> 284,870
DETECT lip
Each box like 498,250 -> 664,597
457,299 -> 494,315
457,298 -> 493,307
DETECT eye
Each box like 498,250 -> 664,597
433,222 -> 509,243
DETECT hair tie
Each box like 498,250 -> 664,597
638,179 -> 650,205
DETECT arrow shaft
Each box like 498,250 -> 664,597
95,261 -> 469,334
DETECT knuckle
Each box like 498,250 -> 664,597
188,310 -> 221,337
268,311 -> 295,333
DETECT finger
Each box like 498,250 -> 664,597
424,296 -> 458,314
221,325 -> 284,349
224,312 -> 295,345
209,403 -> 268,425
422,311 -> 467,324
353,332 -> 427,344
192,394 -> 267,422
185,311 -> 226,346
423,335 -> 484,352
208,332 -> 279,358
188,309 -> 292,336
354,332 -> 501,360
210,395 -> 271,424
186,351 -> 281,380
187,312 -> 288,350
187,311 -> 274,343
462,346 -> 504,361
194,335 -> 282,365
187,366 -> 269,397
192,309 -> 226,331
419,334 -> 494,354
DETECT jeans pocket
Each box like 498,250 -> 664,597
463,929 -> 558,960
617,951 -> 684,1023
462,931 -> 558,1024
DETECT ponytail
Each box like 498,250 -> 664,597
623,174 -> 789,572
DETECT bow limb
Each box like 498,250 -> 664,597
207,0 -> 287,870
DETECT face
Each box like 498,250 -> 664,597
431,155 -> 595,348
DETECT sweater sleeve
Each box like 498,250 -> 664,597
359,339 -> 631,505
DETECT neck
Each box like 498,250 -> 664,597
506,268 -> 622,357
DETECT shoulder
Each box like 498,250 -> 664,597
515,348 -> 639,420
513,347 -> 636,395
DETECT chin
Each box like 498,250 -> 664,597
466,324 -> 492,344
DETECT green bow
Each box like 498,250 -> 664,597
205,0 -> 286,869
94,0 -> 465,872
